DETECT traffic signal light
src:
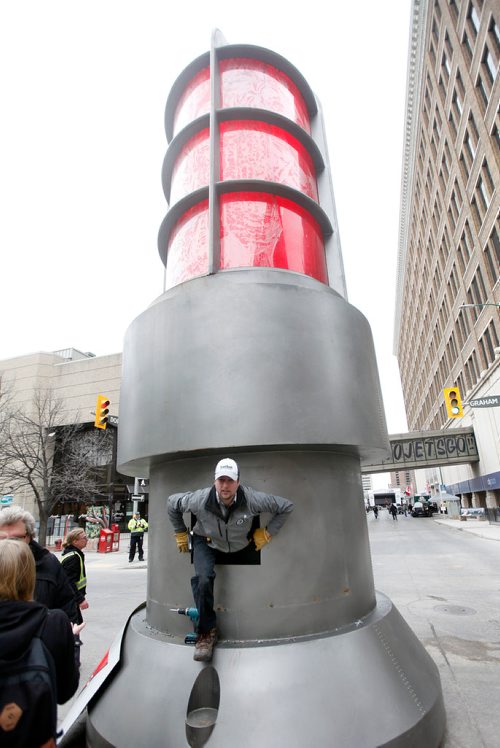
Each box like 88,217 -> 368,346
444,387 -> 463,418
94,395 -> 110,429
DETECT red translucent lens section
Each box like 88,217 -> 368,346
167,57 -> 325,289
170,128 -> 210,204
173,67 -> 210,137
220,58 -> 311,133
166,200 -> 209,289
220,121 -> 317,201
220,192 -> 327,283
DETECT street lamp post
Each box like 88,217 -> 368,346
460,303 -> 500,309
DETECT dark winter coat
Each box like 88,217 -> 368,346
0,599 -> 80,705
30,540 -> 79,624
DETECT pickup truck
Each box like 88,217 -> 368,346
411,501 -> 437,517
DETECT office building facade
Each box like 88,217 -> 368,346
394,0 -> 499,508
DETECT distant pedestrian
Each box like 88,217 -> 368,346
389,503 -> 398,521
373,505 -> 379,519
128,513 -> 148,562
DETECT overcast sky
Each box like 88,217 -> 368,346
0,1 -> 411,458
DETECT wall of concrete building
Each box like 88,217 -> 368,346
0,350 -> 123,518
1,350 -> 122,424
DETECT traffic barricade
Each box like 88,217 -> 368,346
98,528 -> 113,553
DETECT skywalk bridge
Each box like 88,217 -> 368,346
361,426 -> 478,474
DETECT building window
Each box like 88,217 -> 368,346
492,16 -> 500,46
434,264 -> 443,297
430,18 -> 440,65
423,78 -> 432,126
448,106 -> 458,138
460,115 -> 479,178
457,221 -> 473,274
448,181 -> 463,229
449,331 -> 459,361
467,1 -> 481,38
457,308 -> 471,346
444,139 -> 452,172
493,123 -> 500,151
433,192 -> 443,235
467,112 -> 479,156
462,28 -> 474,60
442,49 -> 452,82
431,110 -> 442,156
479,323 -> 498,368
474,159 -> 494,219
476,69 -> 491,108
471,195 -> 482,229
457,372 -> 466,397
449,263 -> 459,295
439,224 -> 452,271
430,35 -> 438,67
449,0 -> 460,24
467,266 -> 489,319
451,88 -> 463,123
483,226 -> 500,286
483,43 -> 498,83
464,350 -> 480,389
440,139 -> 451,187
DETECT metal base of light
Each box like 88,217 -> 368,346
87,591 -> 445,747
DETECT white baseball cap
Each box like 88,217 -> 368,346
214,458 -> 239,481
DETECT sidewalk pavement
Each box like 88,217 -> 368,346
52,532 -> 149,568
433,516 -> 500,541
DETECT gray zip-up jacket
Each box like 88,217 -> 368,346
167,484 -> 293,553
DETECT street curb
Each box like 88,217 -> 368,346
433,517 -> 500,541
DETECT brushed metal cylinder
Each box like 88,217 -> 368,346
87,593 -> 446,748
147,449 -> 375,638
117,269 -> 389,476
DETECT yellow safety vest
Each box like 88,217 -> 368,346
61,550 -> 87,590
128,519 -> 147,533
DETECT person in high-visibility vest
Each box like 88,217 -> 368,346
61,528 -> 89,625
128,513 -> 148,562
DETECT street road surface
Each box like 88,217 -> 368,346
58,519 -> 500,746
369,510 -> 500,748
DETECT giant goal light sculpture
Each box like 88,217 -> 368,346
87,31 -> 445,747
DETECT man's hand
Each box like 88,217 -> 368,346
253,528 -> 272,551
175,531 -> 190,553
79,599 -> 89,610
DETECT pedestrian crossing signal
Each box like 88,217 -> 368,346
94,395 -> 110,429
444,387 -> 463,418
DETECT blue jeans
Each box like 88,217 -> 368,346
191,534 -> 218,634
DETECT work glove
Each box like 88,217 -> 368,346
175,531 -> 189,553
253,527 -> 272,551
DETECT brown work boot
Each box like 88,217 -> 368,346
193,628 -> 218,662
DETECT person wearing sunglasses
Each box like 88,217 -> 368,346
0,506 -> 78,624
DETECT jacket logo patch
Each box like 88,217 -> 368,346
0,702 -> 23,731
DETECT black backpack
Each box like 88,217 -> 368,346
0,624 -> 57,748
